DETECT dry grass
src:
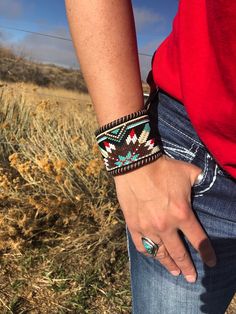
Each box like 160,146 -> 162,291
0,81 -> 130,313
0,80 -> 235,313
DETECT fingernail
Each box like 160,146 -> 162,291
171,270 -> 180,276
185,275 -> 196,283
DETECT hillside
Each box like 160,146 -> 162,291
0,45 -> 88,93
0,45 -> 149,93
0,45 -> 150,95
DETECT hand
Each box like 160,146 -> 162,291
114,154 -> 217,283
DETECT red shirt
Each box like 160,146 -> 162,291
152,0 -> 236,179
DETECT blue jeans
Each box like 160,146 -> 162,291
126,89 -> 236,314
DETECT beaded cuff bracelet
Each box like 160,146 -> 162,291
95,108 -> 163,176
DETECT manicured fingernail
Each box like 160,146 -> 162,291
171,270 -> 180,276
185,275 -> 196,283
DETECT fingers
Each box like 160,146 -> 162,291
131,231 -> 181,276
132,228 -> 198,283
130,224 -> 215,284
130,231 -> 149,255
161,210 -> 217,283
126,204 -> 217,284
180,213 -> 217,267
161,231 -> 197,283
153,237 -> 181,276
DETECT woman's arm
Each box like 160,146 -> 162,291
65,0 -> 216,282
65,0 -> 144,126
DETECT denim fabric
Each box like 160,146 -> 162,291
126,88 -> 236,314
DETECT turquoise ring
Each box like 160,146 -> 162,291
141,236 -> 162,256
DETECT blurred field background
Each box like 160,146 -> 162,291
0,46 -> 235,313
0,45 -> 132,313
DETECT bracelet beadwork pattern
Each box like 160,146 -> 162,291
95,109 -> 163,176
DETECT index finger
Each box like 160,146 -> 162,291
161,231 -> 197,283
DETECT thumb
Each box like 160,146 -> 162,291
188,163 -> 204,186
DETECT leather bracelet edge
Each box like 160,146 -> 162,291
95,109 -> 147,137
109,150 -> 163,176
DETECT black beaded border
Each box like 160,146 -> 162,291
108,150 -> 163,176
95,109 -> 148,137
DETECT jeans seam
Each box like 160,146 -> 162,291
194,163 -> 218,197
163,146 -> 194,161
159,117 -> 204,147
162,139 -> 197,161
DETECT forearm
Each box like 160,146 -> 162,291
65,0 -> 144,126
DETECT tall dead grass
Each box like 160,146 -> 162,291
0,82 -> 130,313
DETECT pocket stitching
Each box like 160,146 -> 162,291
163,145 -> 195,161
193,163 -> 218,196
162,139 -> 197,161
159,117 -> 204,147
162,138 -> 208,189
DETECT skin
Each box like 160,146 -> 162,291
65,0 -> 217,283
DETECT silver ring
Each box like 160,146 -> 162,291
194,171 -> 204,185
141,236 -> 163,257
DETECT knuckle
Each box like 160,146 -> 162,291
174,204 -> 191,222
139,220 -> 149,232
173,252 -> 188,263
156,250 -> 169,260
155,219 -> 168,233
